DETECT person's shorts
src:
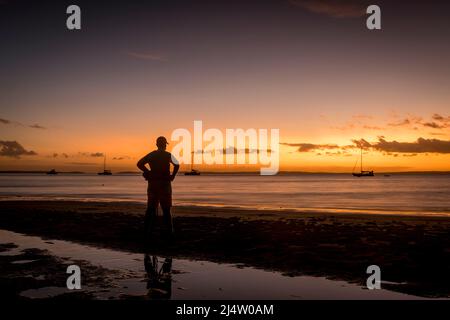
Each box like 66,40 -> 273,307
147,180 -> 172,209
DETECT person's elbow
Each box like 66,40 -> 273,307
136,160 -> 145,171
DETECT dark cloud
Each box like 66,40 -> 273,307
0,140 -> 37,158
280,143 -> 340,152
372,138 -> 450,154
422,122 -> 446,129
284,137 -> 450,155
0,118 -> 12,125
351,139 -> 372,149
290,0 -> 367,18
90,152 -> 104,157
51,152 -> 69,158
422,114 -> 450,130
432,114 -> 445,121
79,152 -> 104,157
355,137 -> 450,154
431,114 -> 450,123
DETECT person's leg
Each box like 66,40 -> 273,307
145,206 -> 157,235
160,181 -> 173,237
145,183 -> 158,237
161,205 -> 173,237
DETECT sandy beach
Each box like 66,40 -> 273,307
1,200 -> 449,299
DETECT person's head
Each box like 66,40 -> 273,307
156,136 -> 168,151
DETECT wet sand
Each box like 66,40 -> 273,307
0,200 -> 449,298
0,242 -> 116,300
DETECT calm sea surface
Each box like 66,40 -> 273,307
1,174 -> 449,216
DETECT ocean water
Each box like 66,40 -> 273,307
0,173 -> 449,216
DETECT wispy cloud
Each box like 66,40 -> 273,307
126,51 -> 167,62
29,124 -> 46,130
432,114 -> 448,122
362,125 -> 383,131
289,0 -> 367,18
0,140 -> 37,158
51,153 -> 69,159
78,152 -> 104,158
387,114 -> 450,131
0,117 -> 47,130
68,162 -> 97,166
388,118 -> 412,127
112,156 -> 131,160
193,147 -> 273,155
90,152 -> 104,157
332,113 -> 450,133
280,143 -> 340,153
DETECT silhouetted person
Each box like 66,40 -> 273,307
144,254 -> 172,300
137,136 -> 179,240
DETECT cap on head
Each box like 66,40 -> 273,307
156,136 -> 169,148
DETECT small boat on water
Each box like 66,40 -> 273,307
352,144 -> 374,177
353,170 -> 374,177
98,154 -> 112,175
184,152 -> 200,176
185,169 -> 201,176
46,169 -> 58,175
98,169 -> 112,176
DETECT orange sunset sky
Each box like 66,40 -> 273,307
1,0 -> 449,173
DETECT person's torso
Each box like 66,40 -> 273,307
148,150 -> 171,181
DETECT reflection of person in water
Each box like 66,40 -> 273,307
144,254 -> 173,300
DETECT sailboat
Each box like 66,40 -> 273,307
352,145 -> 374,177
184,151 -> 200,176
46,169 -> 58,175
97,154 -> 112,175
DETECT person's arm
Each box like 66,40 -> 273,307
137,154 -> 152,180
170,154 -> 180,181
137,154 -> 150,173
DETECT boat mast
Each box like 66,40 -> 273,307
360,146 -> 363,172
104,154 -> 106,171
